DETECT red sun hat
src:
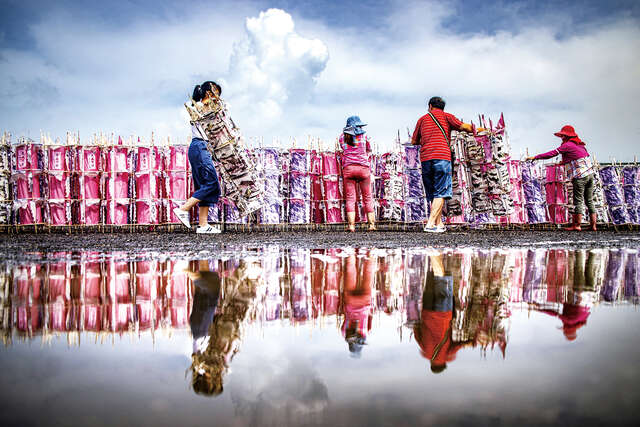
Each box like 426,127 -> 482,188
554,125 -> 578,138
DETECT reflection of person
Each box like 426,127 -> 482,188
338,116 -> 375,232
413,251 -> 462,373
188,260 -> 221,352
540,250 -> 598,341
190,259 -> 257,396
526,125 -> 597,231
173,81 -> 223,234
560,250 -> 598,341
341,250 -> 374,357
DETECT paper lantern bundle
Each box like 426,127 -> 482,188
403,145 -> 427,222
12,140 -> 46,225
255,148 -> 284,224
622,166 -> 640,224
0,135 -> 12,225
623,249 -> 640,301
601,250 -> 624,302
599,166 -> 629,225
376,152 -> 404,221
185,95 -> 264,217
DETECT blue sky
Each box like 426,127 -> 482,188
1,0 -> 639,159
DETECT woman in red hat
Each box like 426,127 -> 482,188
527,125 -> 598,231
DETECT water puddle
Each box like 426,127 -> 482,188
1,247 -> 639,426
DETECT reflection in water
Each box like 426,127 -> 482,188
1,248 -> 639,389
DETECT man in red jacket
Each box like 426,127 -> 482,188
412,97 -> 482,232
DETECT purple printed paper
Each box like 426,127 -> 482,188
260,202 -> 283,224
608,205 -> 630,225
405,169 -> 424,198
405,198 -> 427,222
624,251 -> 639,300
404,145 -> 420,169
290,149 -> 309,173
526,203 -> 547,224
603,184 -> 625,207
289,172 -> 310,199
288,199 -> 310,224
599,166 -> 619,186
602,250 -> 624,301
622,166 -> 639,186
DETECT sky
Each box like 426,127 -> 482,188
1,0 -> 639,160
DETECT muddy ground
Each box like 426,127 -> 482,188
1,228 -> 640,262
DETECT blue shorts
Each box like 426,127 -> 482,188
188,138 -> 221,207
421,159 -> 452,202
422,273 -> 453,312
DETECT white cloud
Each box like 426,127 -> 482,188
222,8 -> 329,137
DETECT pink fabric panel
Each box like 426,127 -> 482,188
311,175 -> 323,201
82,148 -> 101,172
135,174 -> 157,199
167,172 -> 187,199
136,201 -> 158,224
49,303 -> 66,331
16,177 -> 30,199
16,174 -> 42,199
49,202 -> 68,225
108,148 -> 129,172
17,276 -> 30,298
322,153 -> 340,175
325,200 -> 344,223
311,201 -> 324,224
84,306 -> 102,331
48,147 -> 67,171
169,274 -> 188,299
15,145 -> 29,171
167,146 -> 188,171
106,173 -> 129,199
19,202 -> 42,224
136,147 -> 152,172
83,201 -> 101,225
170,306 -> 188,328
83,175 -> 101,199
49,174 -> 68,199
137,303 -> 154,330
106,201 -> 129,225
323,179 -> 342,200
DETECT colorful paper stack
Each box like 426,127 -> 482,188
45,139 -> 74,226
0,133 -> 12,225
544,164 -> 569,224
79,143 -> 103,225
521,161 -> 547,224
164,143 -> 190,225
133,141 -> 163,225
185,95 -> 264,219
105,140 -> 134,225
321,151 -> 344,224
13,138 -> 45,225
256,147 -> 284,224
599,165 -> 629,225
287,148 -> 311,224
403,144 -> 427,222
447,131 -> 473,224
622,166 -> 640,224
376,151 -> 404,222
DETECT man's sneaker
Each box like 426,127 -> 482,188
196,224 -> 222,234
173,207 -> 191,229
423,225 -> 446,233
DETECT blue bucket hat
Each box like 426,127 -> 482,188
343,115 -> 367,136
